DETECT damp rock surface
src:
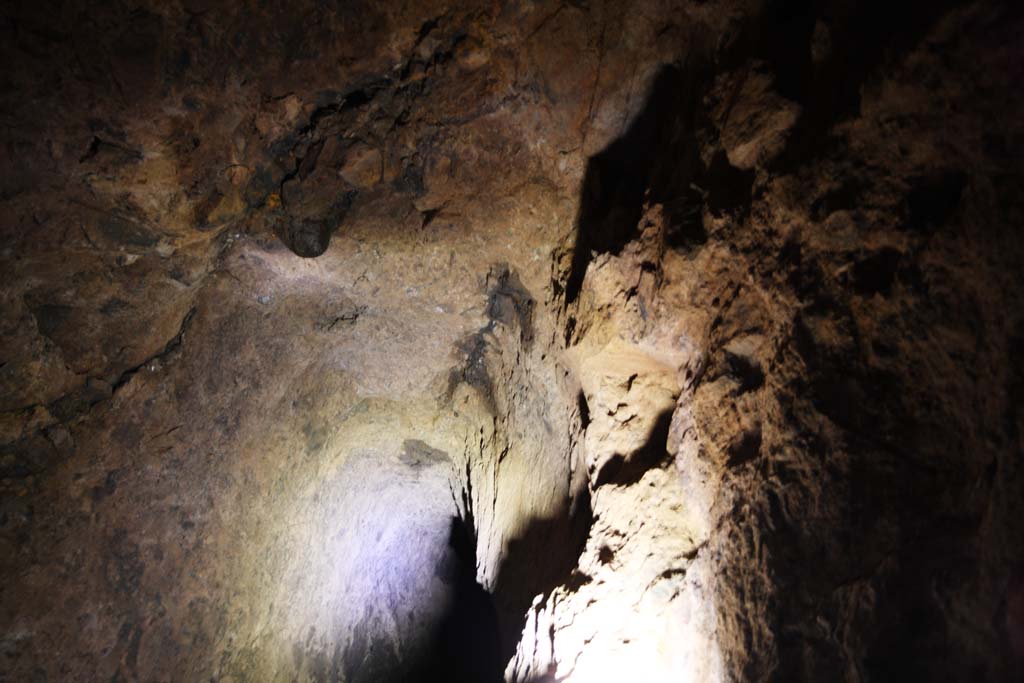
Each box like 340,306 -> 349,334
2,1 -> 1023,682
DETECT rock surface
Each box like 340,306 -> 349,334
1,0 -> 1023,681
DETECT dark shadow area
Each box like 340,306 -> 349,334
905,169 -> 967,234
562,63 -> 753,308
490,410 -> 673,683
410,516 -> 503,683
767,0 -> 963,171
336,514 -> 501,683
594,407 -> 675,488
489,487 -> 593,669
562,64 -> 701,305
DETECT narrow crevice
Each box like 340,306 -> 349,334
109,306 -> 196,394
411,516 -> 503,683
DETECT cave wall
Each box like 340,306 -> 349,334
514,1 -> 1024,681
2,0 -> 1023,681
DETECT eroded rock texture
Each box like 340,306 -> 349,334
1,0 -> 1022,681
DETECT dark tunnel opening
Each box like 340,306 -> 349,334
401,493 -> 591,683
412,516 -> 503,683
343,514 -> 502,683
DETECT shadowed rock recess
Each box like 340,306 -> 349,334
1,0 -> 1023,681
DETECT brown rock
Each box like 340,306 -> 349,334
1,1 -> 1022,682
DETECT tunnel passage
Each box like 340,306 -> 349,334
412,516 -> 502,683
339,514 -> 504,683
4,2 -> 1023,682
319,459 -> 587,683
277,435 -> 562,683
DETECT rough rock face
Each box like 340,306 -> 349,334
2,0 -> 1023,682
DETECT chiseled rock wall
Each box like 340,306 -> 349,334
2,0 -> 1023,682
509,2 -> 1024,682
